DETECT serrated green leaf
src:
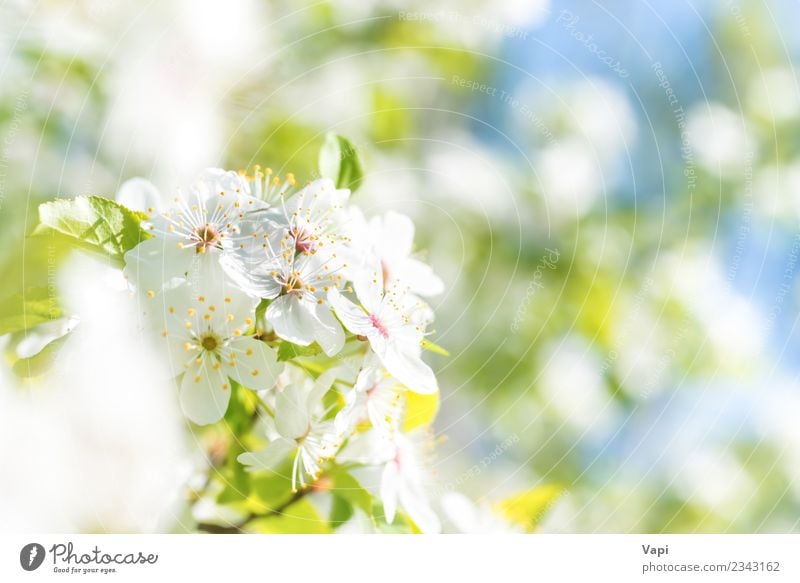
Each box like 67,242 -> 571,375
35,195 -> 151,264
277,341 -> 323,362
496,484 -> 563,532
247,498 -> 331,534
421,338 -> 449,356
403,391 -> 439,431
318,133 -> 364,192
0,287 -> 62,336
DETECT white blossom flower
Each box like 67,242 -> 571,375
340,429 -> 440,533
264,252 -> 347,356
346,209 -> 443,297
329,273 -> 438,394
149,284 -> 280,425
124,168 -> 267,295
268,178 -> 350,249
230,177 -> 350,274
222,177 -> 351,356
380,431 -> 441,533
238,379 -> 341,492
335,351 -> 404,438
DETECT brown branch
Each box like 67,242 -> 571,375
196,488 -> 310,534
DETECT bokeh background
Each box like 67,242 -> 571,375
2,0 -> 800,532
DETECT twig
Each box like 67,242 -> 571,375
196,488 -> 310,534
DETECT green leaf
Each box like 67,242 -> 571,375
403,391 -> 439,432
329,495 -> 354,526
328,466 -> 372,515
250,465 -> 296,512
0,287 -> 62,336
496,484 -> 563,532
217,466 -> 252,505
277,341 -> 323,362
223,381 -> 258,433
421,338 -> 450,356
247,498 -> 331,534
216,438 -> 253,505
318,133 -> 364,192
371,501 -> 414,533
12,335 -> 69,378
35,196 -> 151,264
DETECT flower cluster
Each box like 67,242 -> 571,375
122,167 -> 444,531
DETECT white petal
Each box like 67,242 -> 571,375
285,178 -> 349,215
219,253 -> 282,300
275,385 -> 310,440
162,330 -> 196,379
124,237 -> 192,293
237,437 -> 296,472
398,483 -> 441,533
328,288 -> 372,335
184,251 -> 244,302
192,168 -> 250,199
372,211 -> 414,265
223,337 -> 280,391
353,357 -> 384,394
379,344 -> 438,394
116,178 -> 162,215
179,357 -> 231,424
310,369 -> 337,405
352,266 -> 384,313
156,283 -> 253,338
310,301 -> 345,356
266,295 -> 315,346
334,394 -> 361,435
441,492 -> 481,533
337,428 -> 396,465
399,258 -> 444,297
381,461 -> 400,524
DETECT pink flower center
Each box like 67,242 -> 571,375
369,313 -> 390,339
292,226 -> 315,254
393,445 -> 403,467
